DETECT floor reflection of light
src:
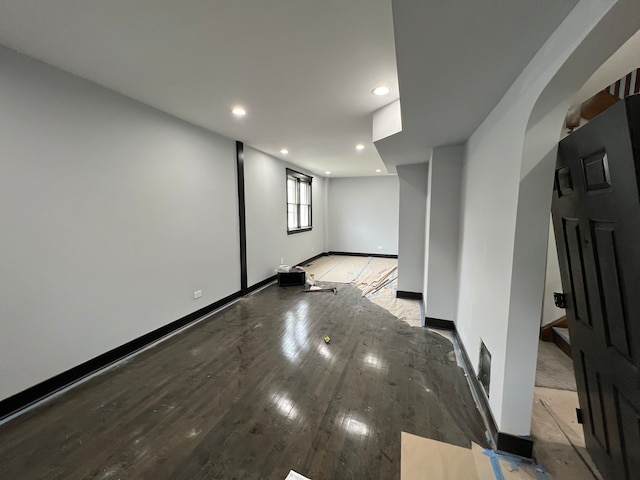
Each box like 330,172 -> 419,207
336,411 -> 370,437
317,343 -> 332,360
363,353 -> 387,370
281,309 -> 310,364
270,391 -> 301,421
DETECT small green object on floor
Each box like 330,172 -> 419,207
324,336 -> 331,344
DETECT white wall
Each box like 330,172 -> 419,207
244,147 -> 327,286
423,146 -> 464,321
397,163 -> 429,293
542,217 -> 565,325
456,0 -> 640,435
0,47 -> 241,402
327,176 -> 399,255
373,99 -> 402,142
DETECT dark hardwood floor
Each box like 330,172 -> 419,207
0,283 -> 487,479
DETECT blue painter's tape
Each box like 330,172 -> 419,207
353,257 -> 372,282
316,259 -> 341,280
483,449 -> 505,480
483,448 -> 551,480
535,466 -> 550,480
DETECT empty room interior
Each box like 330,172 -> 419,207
2,1 -> 640,479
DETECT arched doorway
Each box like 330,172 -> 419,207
515,2 -> 640,477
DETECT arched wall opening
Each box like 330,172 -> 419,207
456,0 -> 640,438
506,0 -> 640,436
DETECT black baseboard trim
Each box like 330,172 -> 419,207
451,325 -> 534,459
397,290 -> 422,300
327,251 -> 398,259
425,317 -> 455,330
246,275 -> 277,294
245,253 -> 328,295
297,252 -> 329,266
496,431 -> 534,459
453,325 -> 499,448
0,290 -> 242,422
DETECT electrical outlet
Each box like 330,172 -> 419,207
193,290 -> 202,299
281,257 -> 284,264
378,245 -> 383,250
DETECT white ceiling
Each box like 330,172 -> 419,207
0,0 -> 581,177
0,0 -> 398,177
378,0 -> 581,169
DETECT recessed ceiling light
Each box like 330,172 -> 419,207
231,106 -> 246,117
325,171 -> 331,175
355,144 -> 365,151
372,86 -> 390,96
280,148 -> 289,155
376,169 -> 381,173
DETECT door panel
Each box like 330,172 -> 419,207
581,352 -> 610,452
591,222 -> 631,358
615,387 -> 640,480
552,94 -> 640,480
563,218 -> 592,326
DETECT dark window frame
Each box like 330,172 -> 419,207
286,168 -> 312,234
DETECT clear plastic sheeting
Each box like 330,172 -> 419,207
302,255 -> 422,326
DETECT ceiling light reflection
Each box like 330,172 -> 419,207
336,412 -> 370,437
363,353 -> 387,370
317,343 -> 332,360
270,391 -> 300,421
281,310 -> 310,364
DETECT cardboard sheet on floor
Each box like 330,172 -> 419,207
401,432 -> 549,480
401,432 -> 479,479
471,443 -> 498,479
284,470 -> 311,480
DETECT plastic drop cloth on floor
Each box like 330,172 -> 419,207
302,255 -> 422,327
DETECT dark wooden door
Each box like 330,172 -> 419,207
551,94 -> 640,480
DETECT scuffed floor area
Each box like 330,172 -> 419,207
302,255 -> 422,327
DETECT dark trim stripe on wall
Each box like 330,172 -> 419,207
0,290 -> 242,422
236,141 -> 248,294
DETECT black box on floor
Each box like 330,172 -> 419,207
277,271 -> 305,286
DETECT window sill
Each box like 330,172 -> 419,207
287,227 -> 312,235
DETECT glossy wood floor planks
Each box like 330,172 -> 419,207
0,284 -> 487,479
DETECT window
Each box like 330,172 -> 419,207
286,169 -> 312,233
